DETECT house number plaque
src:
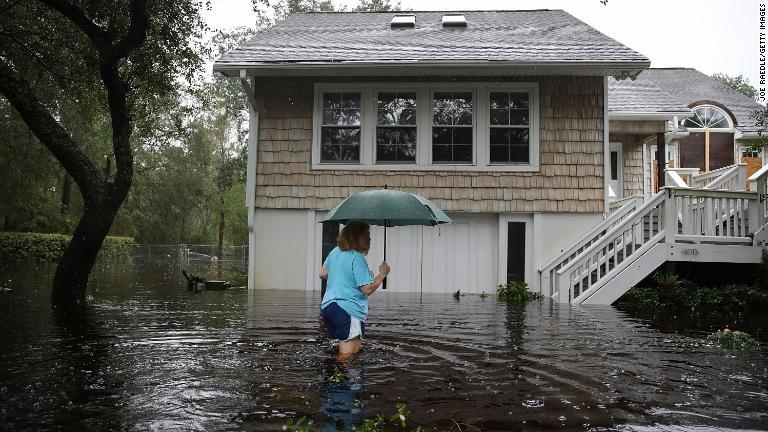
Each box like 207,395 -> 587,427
681,248 -> 700,256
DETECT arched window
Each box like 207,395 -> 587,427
682,105 -> 733,129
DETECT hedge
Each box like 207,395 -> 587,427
0,232 -> 135,261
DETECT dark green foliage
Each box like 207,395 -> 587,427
711,73 -> 758,100
707,329 -> 759,350
620,281 -> 768,313
353,0 -> 400,11
497,281 -> 543,303
283,403 -> 423,432
0,232 -> 134,261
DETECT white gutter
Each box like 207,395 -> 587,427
214,60 -> 649,77
609,111 -> 693,121
240,70 -> 260,291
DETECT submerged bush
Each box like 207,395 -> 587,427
707,329 -> 759,350
497,281 -> 543,303
0,232 -> 134,261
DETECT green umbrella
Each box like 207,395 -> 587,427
319,186 -> 452,289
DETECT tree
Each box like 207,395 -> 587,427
353,0 -> 399,11
0,0 -> 206,306
712,73 -> 758,100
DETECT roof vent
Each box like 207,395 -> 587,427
391,14 -> 415,29
442,13 -> 467,27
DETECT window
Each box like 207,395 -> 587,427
320,92 -> 361,163
432,91 -> 473,163
682,105 -> 732,129
312,83 -> 539,172
376,92 -> 417,163
489,91 -> 530,164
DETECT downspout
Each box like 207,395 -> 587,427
603,76 -> 610,215
240,70 -> 260,291
664,115 -> 689,171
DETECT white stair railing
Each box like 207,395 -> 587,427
539,195 -> 643,298
553,187 -> 763,304
749,164 -> 768,222
692,163 -> 747,191
555,191 -> 667,303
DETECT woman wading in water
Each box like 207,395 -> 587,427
319,221 -> 390,361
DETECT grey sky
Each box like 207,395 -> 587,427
206,0 -> 762,92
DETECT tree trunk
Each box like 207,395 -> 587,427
52,192 -> 123,306
61,173 -> 71,217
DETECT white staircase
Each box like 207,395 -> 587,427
540,163 -> 768,305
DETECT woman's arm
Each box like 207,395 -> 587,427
319,265 -> 328,280
359,261 -> 390,296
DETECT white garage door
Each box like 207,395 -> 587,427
365,213 -> 498,294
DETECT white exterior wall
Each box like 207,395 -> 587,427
253,208 -> 308,290
533,212 -> 604,272
249,209 -> 604,294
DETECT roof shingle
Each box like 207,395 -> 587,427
214,10 -> 649,72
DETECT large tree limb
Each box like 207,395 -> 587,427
36,0 -> 109,48
0,59 -> 104,201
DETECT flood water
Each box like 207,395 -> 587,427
0,259 -> 767,431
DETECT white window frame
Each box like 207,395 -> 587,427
681,104 -> 734,131
485,85 -> 539,168
312,82 -> 540,172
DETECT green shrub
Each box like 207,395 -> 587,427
707,329 -> 759,350
497,281 -> 543,303
0,232 -> 134,261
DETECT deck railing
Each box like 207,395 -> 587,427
692,164 -> 747,190
749,163 -> 768,221
552,187 -> 762,304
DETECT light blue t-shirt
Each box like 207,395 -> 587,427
320,246 -> 374,321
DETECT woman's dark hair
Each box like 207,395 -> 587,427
337,221 -> 370,254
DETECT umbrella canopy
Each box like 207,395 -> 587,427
319,188 -> 452,226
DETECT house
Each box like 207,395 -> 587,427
214,11 -> 768,303
609,68 -> 767,196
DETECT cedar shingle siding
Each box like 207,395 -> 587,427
254,76 -> 605,213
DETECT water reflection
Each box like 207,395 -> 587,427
0,260 -> 766,431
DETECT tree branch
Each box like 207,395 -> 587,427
0,59 -> 104,201
36,0 -> 109,49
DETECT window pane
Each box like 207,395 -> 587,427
490,128 -> 510,145
396,144 -> 416,162
398,127 -> 416,145
432,144 -> 451,162
323,92 -> 360,126
509,128 -> 529,144
342,93 -> 361,109
490,92 -> 509,110
453,93 -> 473,125
490,109 -> 509,126
323,93 -> 342,109
490,128 -> 529,164
610,151 -> 618,181
432,127 -> 452,144
453,127 -> 472,144
376,128 -> 398,144
509,92 -> 529,109
510,145 -> 529,163
433,92 -> 473,125
490,145 -> 509,162
453,144 -> 472,162
509,109 -> 529,125
377,92 -> 417,126
321,127 -> 360,162
376,143 -> 395,161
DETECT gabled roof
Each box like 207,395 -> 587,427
608,76 -> 691,117
619,68 -> 765,133
214,10 -> 649,77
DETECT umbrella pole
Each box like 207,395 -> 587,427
382,222 -> 387,290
